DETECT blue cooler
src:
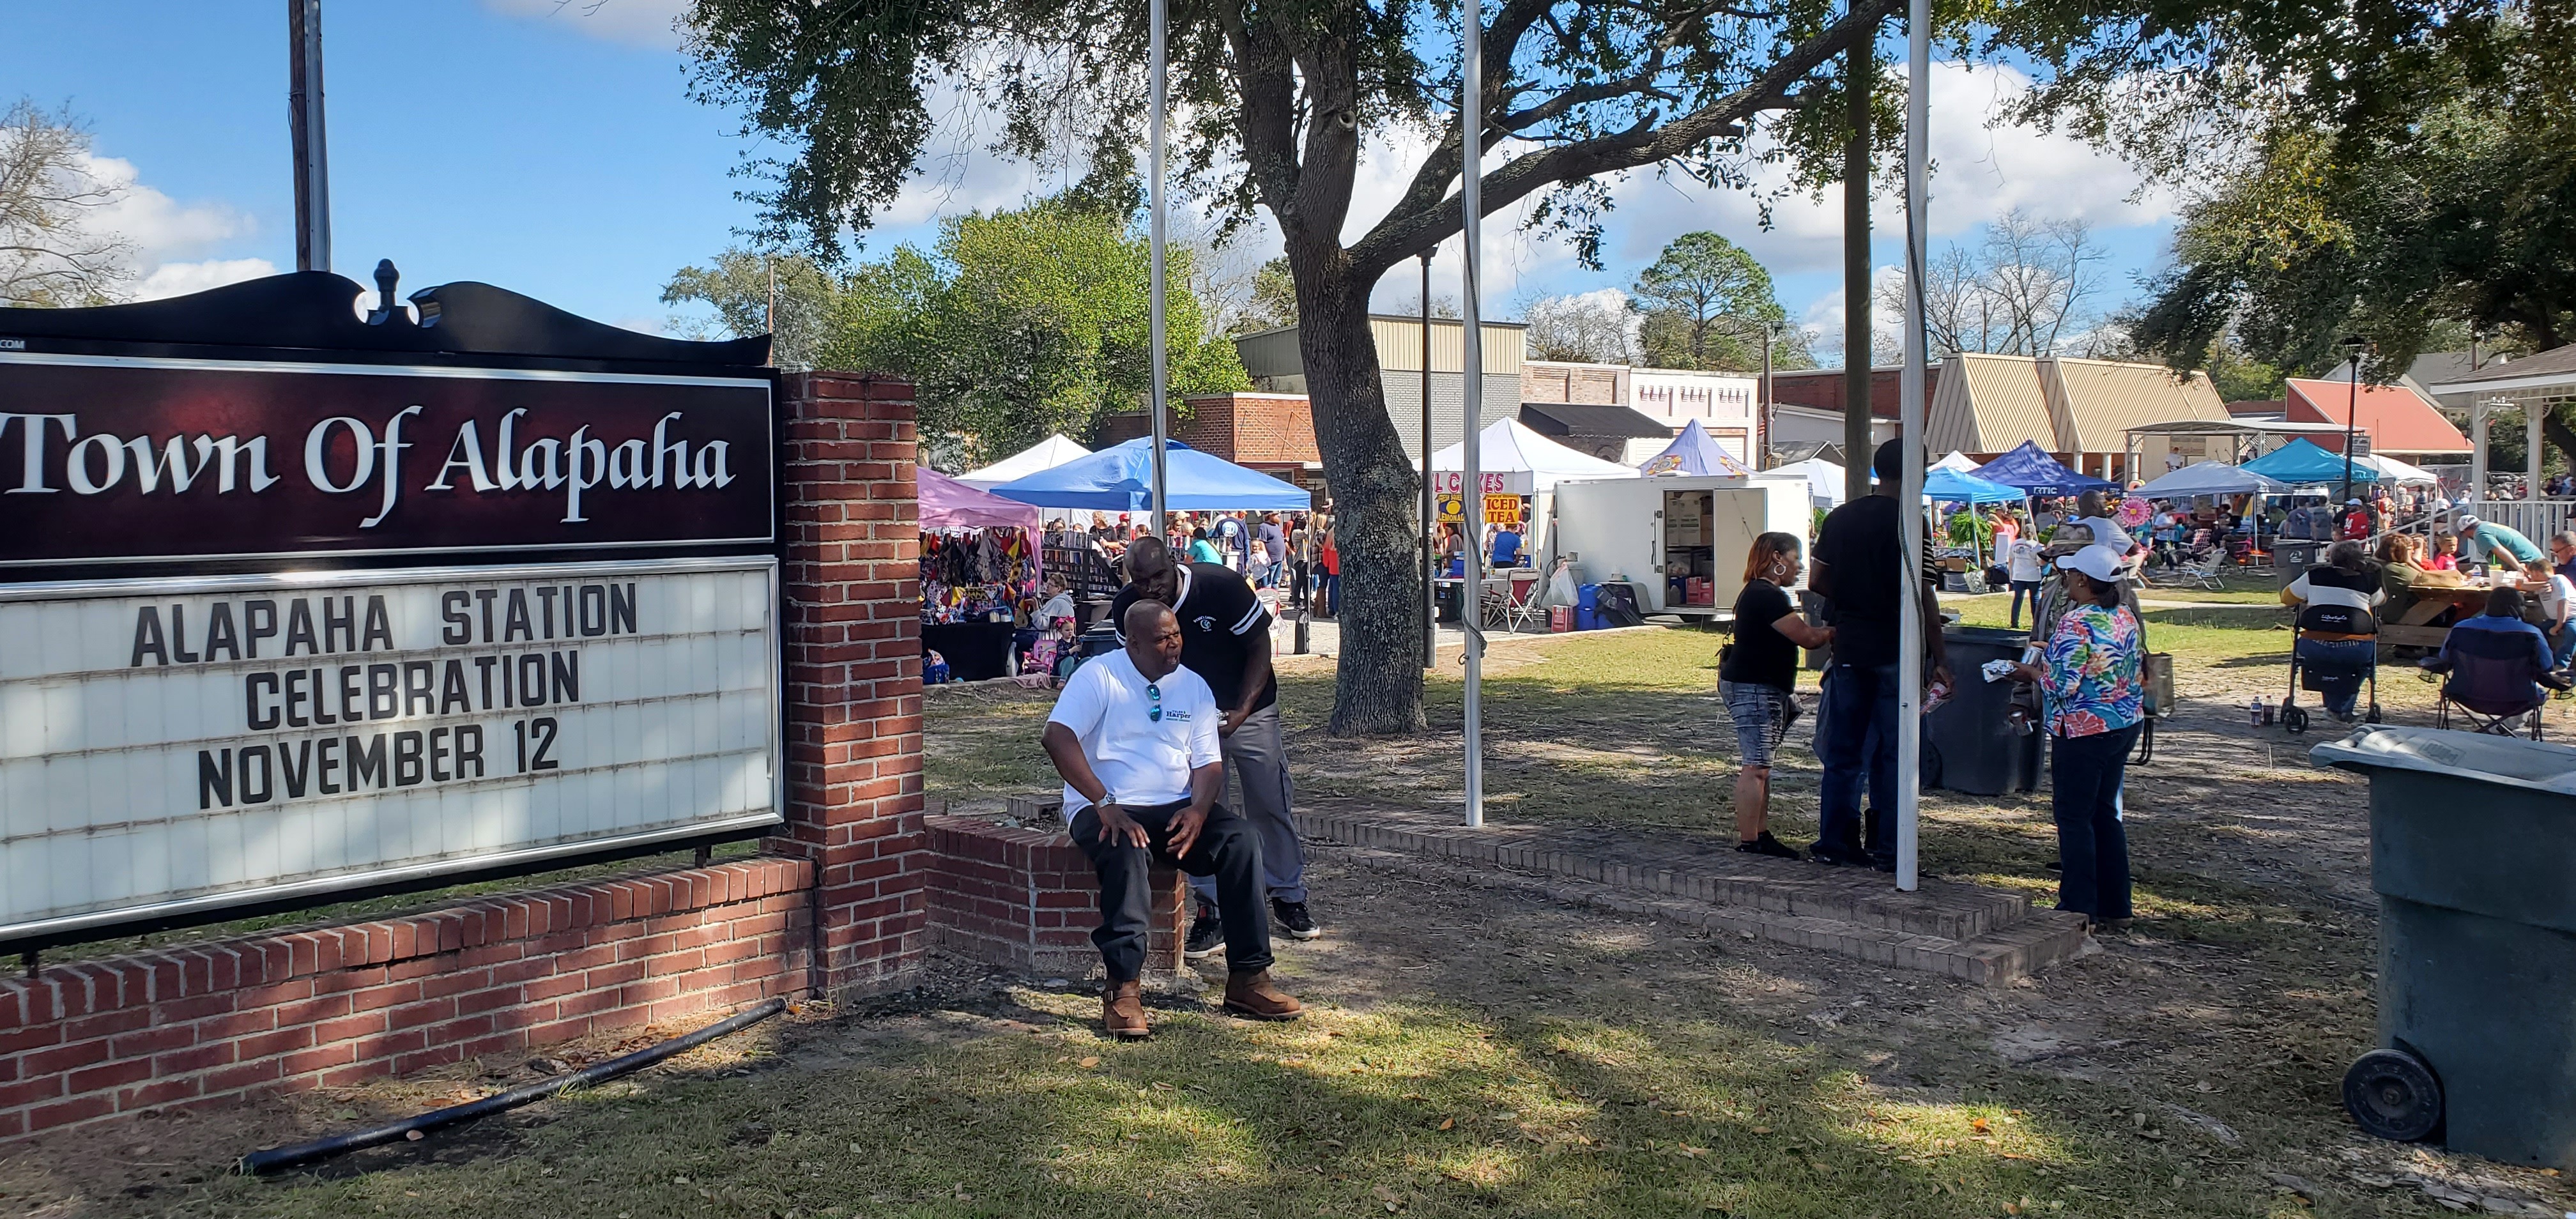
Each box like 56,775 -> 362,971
1575,583 -> 1602,631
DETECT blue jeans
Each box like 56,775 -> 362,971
1321,573 -> 1340,615
1816,661 -> 1901,864
2550,622 -> 2576,670
2009,581 -> 2042,628
2296,637 -> 2376,716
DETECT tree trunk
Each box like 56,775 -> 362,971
1295,256 -> 1428,735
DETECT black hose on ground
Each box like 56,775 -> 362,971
237,997 -> 790,1176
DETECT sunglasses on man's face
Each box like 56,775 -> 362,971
1146,681 -> 1162,722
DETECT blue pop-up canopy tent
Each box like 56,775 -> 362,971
1921,467 -> 2026,503
986,436 -> 1312,511
1971,441 -> 2117,494
2241,438 -> 2379,486
1637,418 -> 1754,477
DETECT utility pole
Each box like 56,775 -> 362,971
1760,321 -> 1775,466
2341,339 -> 2367,508
287,0 -> 331,274
1841,38 -> 1873,501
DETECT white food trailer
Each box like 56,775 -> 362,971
1545,473 -> 1812,619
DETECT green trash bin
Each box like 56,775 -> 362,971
2310,727 -> 2576,1170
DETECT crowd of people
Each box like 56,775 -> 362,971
1025,442 -> 2575,1031
1728,441 -> 2153,930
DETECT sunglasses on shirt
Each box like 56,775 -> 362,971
1146,681 -> 1162,722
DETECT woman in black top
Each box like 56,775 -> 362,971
1721,532 -> 1836,857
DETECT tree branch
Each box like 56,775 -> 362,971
1347,0 -> 1902,278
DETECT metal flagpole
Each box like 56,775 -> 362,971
1460,1 -> 1487,830
1895,0 -> 1930,892
1423,249 -> 1437,671
287,0 -> 330,273
1146,0 -> 1172,537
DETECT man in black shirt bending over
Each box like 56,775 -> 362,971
1807,439 -> 1952,870
1114,538 -> 1319,955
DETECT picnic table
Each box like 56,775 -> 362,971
2378,583 -> 2499,650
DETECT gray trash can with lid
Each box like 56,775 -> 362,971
2311,726 -> 2576,1169
1925,625 -> 2041,795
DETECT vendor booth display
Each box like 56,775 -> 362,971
988,437 -> 1312,511
2242,438 -> 2381,486
1973,441 -> 2118,495
1430,417 -> 1640,491
2129,461 -> 2292,499
920,469 -> 1045,683
1637,419 -> 1754,477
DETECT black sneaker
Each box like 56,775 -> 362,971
1736,832 -> 1802,859
1270,898 -> 1321,940
1183,907 -> 1225,960
1809,842 -> 1869,866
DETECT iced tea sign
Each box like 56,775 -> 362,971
0,353 -> 783,944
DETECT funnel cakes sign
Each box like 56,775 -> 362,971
0,354 -> 773,567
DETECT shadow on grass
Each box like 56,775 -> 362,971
191,991 -> 2264,1219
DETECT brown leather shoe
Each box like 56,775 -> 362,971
1103,979 -> 1150,1039
1222,969 -> 1304,1021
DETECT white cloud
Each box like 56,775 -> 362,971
134,258 -> 278,301
1799,264 -> 1906,365
79,155 -> 255,264
479,0 -> 691,49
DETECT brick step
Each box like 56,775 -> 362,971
1297,806 -> 2092,986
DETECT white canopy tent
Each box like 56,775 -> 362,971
957,434 -> 1092,487
2130,460 -> 2292,499
1428,417 -> 1640,493
1932,450 -> 1979,472
2361,453 -> 2442,485
1770,457 -> 1848,509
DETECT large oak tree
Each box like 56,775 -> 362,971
677,0 -> 2226,733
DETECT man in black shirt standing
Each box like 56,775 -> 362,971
1113,538 -> 1319,954
1807,439 -> 1952,870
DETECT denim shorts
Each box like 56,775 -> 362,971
1720,680 -> 1793,768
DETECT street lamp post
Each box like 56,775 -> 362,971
2340,338 -> 2370,509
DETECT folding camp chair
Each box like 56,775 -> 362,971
2419,629 -> 2566,739
1482,570 -> 1544,633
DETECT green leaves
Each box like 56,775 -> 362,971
665,196 -> 1250,468
1629,233 -> 1804,372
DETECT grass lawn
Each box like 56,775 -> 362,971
20,615 -> 2572,1218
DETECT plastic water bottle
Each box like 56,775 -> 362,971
2249,696 -> 2263,728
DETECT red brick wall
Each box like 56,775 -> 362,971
0,858 -> 811,1140
768,372 -> 932,995
925,815 -> 1182,976
1097,395 -> 1320,467
1768,366 -> 1935,421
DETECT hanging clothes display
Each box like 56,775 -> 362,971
919,528 -> 1039,626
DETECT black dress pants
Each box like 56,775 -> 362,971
1070,800 -> 1273,981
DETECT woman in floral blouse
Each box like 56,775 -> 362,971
2009,544 -> 2145,930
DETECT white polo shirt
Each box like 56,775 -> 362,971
1045,648 -> 1222,820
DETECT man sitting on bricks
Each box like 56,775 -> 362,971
1041,599 -> 1304,1038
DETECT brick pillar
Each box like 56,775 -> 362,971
768,371 -> 929,996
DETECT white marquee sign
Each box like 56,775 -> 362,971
0,557 -> 781,942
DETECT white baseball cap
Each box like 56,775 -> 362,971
2456,514 -> 2480,530
2055,544 -> 2128,582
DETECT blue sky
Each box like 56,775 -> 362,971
6,1 -> 2179,358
